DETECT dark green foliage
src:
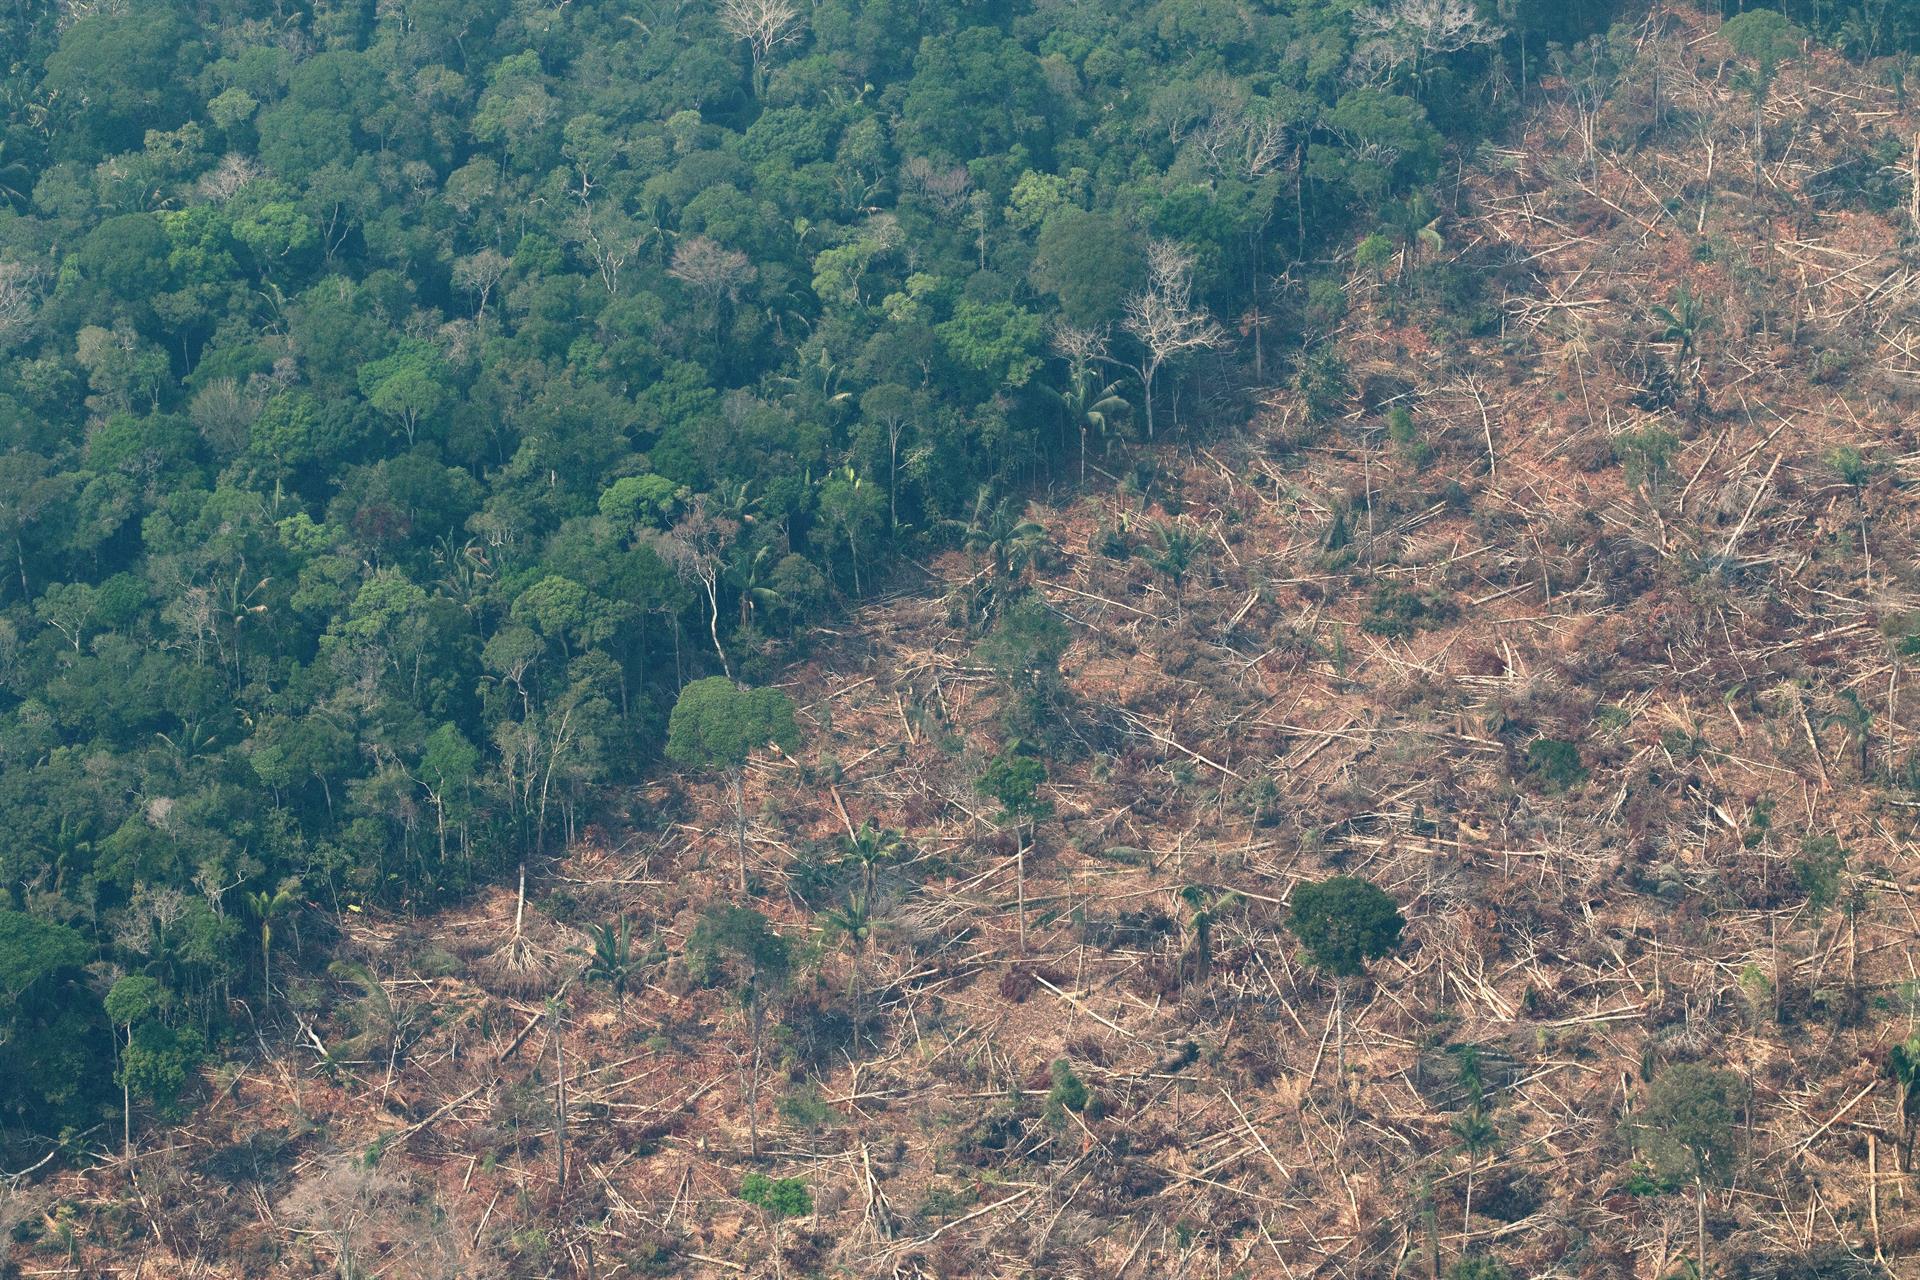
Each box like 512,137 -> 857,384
1524,739 -> 1588,792
975,598 -> 1072,743
1363,583 -> 1459,638
976,749 -> 1051,825
0,912 -> 112,1128
586,917 -> 640,1004
1792,835 -> 1849,917
689,906 -> 791,989
1888,1034 -> 1920,1169
1286,876 -> 1405,979
1043,1058 -> 1090,1126
122,1019 -> 207,1120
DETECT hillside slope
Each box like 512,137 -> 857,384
14,7 -> 1920,1278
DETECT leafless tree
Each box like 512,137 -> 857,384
196,153 -> 262,203
669,235 -> 756,339
1121,240 -> 1225,439
1182,90 -> 1296,183
718,0 -> 806,97
189,377 -> 266,456
647,499 -> 739,678
1353,0 -> 1503,84
280,1152 -> 498,1279
452,248 -> 510,318
568,209 -> 650,295
1051,321 -> 1107,372
900,156 -> 972,219
0,260 -> 40,350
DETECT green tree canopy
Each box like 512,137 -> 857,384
1287,876 -> 1405,978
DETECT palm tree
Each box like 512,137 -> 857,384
586,916 -> 638,1008
0,137 -> 28,210
1381,192 -> 1439,283
1142,520 -> 1202,617
1652,285 -> 1712,406
710,479 -> 761,529
1823,688 -> 1874,779
1451,1101 -> 1498,1246
1889,1035 -> 1920,1171
246,884 -> 299,998
1652,286 -> 1707,358
1054,367 -> 1130,483
963,488 -> 1048,583
842,820 -> 905,902
1827,445 -> 1877,578
1176,885 -> 1242,985
733,544 -> 787,630
821,893 -> 875,1032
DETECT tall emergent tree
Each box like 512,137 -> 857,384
1633,1064 -> 1744,1280
667,678 -> 802,891
976,746 -> 1051,956
1720,9 -> 1806,181
692,906 -> 791,1157
1287,875 -> 1405,1076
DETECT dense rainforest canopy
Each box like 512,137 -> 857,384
0,0 -> 1905,1138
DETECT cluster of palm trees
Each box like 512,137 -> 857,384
581,819 -> 911,1040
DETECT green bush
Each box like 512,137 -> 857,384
1523,739 -> 1587,791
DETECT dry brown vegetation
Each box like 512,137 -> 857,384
16,6 -> 1920,1277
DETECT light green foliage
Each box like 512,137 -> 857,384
667,678 -> 800,775
937,300 -> 1046,389
739,1173 -> 812,1218
1633,1064 -> 1745,1187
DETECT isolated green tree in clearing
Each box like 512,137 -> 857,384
1288,876 -> 1405,979
1287,876 -> 1405,1077
667,678 -> 801,891
694,906 -> 791,1158
1633,1063 -> 1744,1280
1888,1034 -> 1920,1171
1177,885 -> 1243,986
977,747 -> 1050,956
739,1172 -> 812,1276
1720,10 -> 1806,181
585,916 -> 639,1008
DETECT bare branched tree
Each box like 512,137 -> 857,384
900,157 -> 971,219
452,248 -> 510,318
669,235 -> 756,339
280,1151 -> 500,1280
718,0 -> 806,97
1120,240 -> 1225,439
196,153 -> 262,203
1184,91 -> 1296,182
567,209 -> 649,296
1354,0 -> 1503,84
189,377 -> 268,456
0,260 -> 41,349
647,499 -> 740,678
